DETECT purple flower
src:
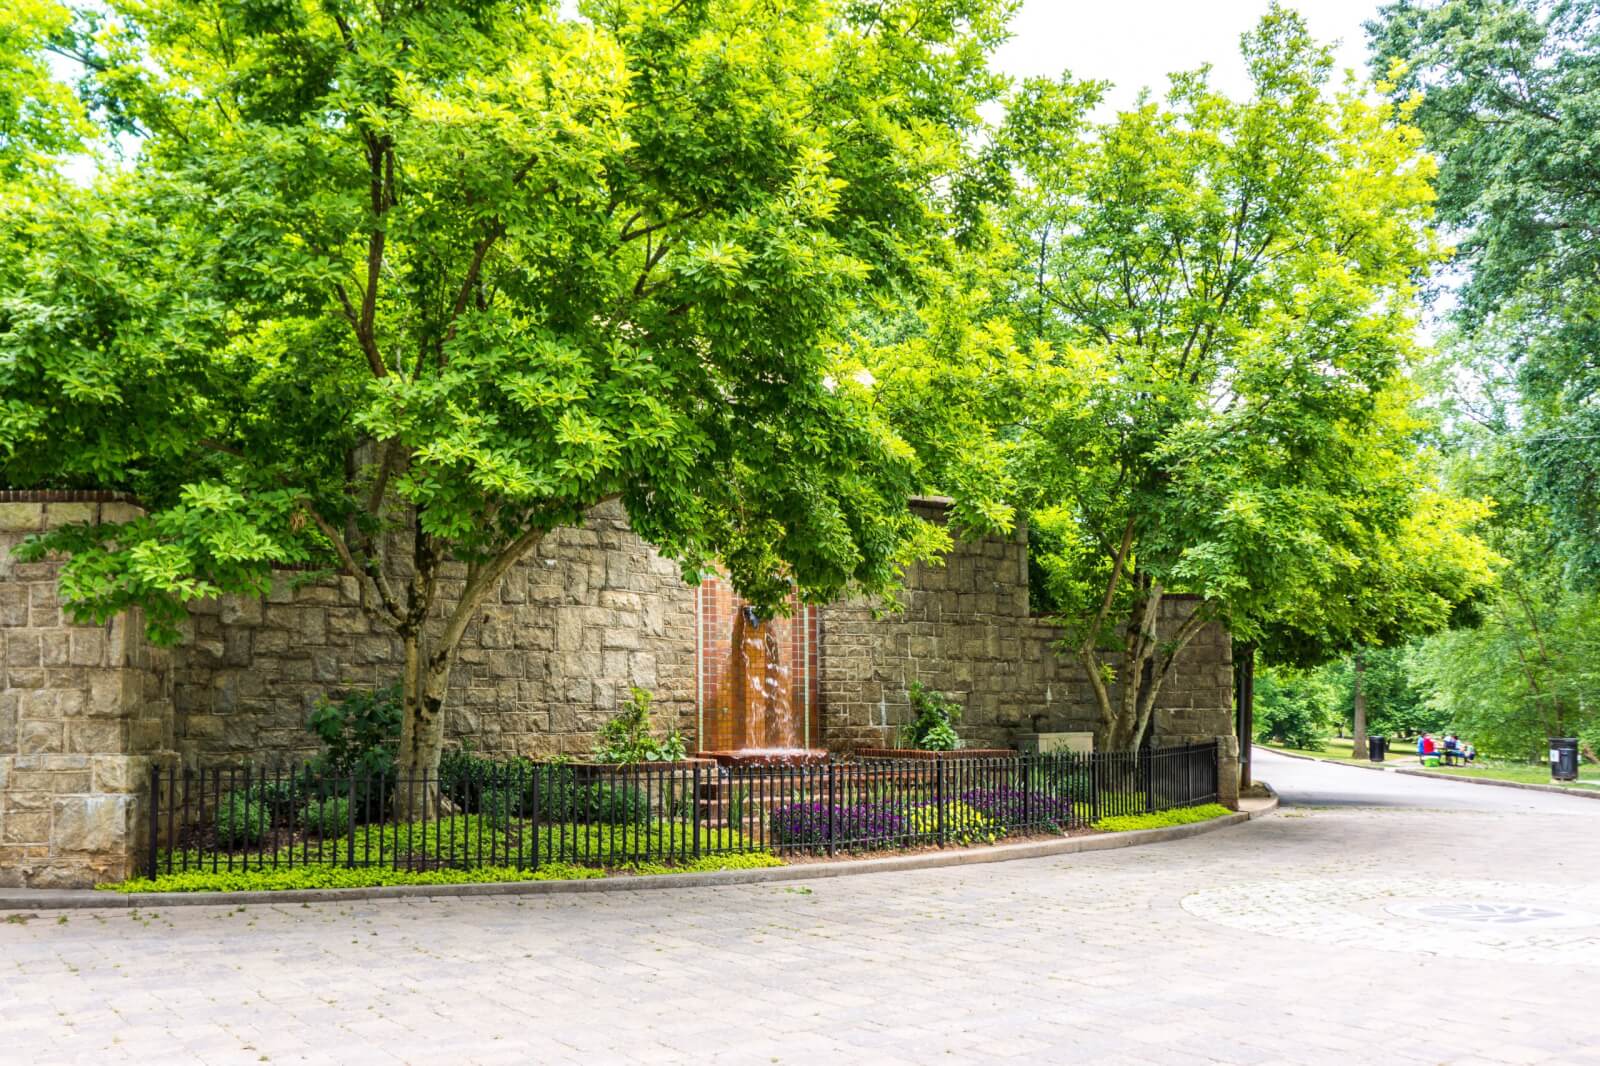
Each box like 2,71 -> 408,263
959,787 -> 1075,826
768,801 -> 907,850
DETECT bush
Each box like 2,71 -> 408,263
592,687 -> 688,764
301,796 -> 352,838
214,791 -> 266,848
573,782 -> 650,825
480,787 -> 523,830
899,683 -> 963,751
438,749 -> 577,823
307,684 -> 401,780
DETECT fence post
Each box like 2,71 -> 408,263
826,760 -> 837,858
1214,735 -> 1239,810
935,758 -> 946,846
1021,753 -> 1032,830
1143,748 -> 1154,814
346,773 -> 357,869
1091,752 -> 1101,824
692,761 -> 701,859
146,760 -> 160,878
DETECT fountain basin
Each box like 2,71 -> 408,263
695,748 -> 831,769
855,747 -> 1018,761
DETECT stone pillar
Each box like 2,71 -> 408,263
1215,734 -> 1241,811
0,494 -> 175,888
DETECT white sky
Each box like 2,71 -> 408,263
991,0 -> 1383,106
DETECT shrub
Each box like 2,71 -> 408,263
573,782 -> 650,825
243,776 -> 307,826
898,683 -> 963,751
535,760 -> 579,822
307,684 -> 401,780
214,791 -> 266,848
481,787 -> 523,830
301,797 -> 352,838
439,748 -> 536,811
592,687 -> 688,764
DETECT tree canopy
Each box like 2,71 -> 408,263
0,0 -> 1011,784
930,6 -> 1496,747
1374,0 -> 1600,581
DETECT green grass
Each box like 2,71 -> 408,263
1257,738 -> 1598,790
1091,803 -> 1233,833
1405,761 -> 1599,789
1255,738 -> 1381,765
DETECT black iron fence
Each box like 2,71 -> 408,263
143,741 -> 1219,877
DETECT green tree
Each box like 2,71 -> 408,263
0,0 -> 1010,799
0,0 -> 89,178
1253,664 -> 1341,750
984,7 -> 1492,749
1373,0 -> 1600,580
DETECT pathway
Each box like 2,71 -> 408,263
3,747 -> 1598,1065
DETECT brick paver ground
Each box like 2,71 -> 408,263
4,748 -> 1599,1065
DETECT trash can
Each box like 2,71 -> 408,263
1368,735 -> 1387,763
1550,737 -> 1579,781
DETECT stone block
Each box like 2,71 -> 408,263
18,719 -> 61,754
6,633 -> 40,668
0,503 -> 44,532
1,810 -> 50,844
51,794 -> 132,853
41,502 -> 96,527
67,718 -> 127,755
0,585 -> 28,626
68,629 -> 106,667
220,595 -> 263,626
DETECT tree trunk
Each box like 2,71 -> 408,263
395,629 -> 457,819
1235,643 -> 1255,789
1350,650 -> 1367,761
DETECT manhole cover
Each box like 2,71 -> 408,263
1181,878 -> 1600,965
1387,900 -> 1595,928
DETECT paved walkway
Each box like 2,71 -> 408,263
4,748 -> 1598,1065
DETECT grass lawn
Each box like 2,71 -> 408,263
1256,738 -> 1600,791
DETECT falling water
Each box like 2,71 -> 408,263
722,605 -> 801,750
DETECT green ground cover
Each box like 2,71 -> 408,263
1091,804 -> 1233,833
108,852 -> 784,894
146,816 -> 763,876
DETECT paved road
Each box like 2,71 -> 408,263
3,749 -> 1598,1066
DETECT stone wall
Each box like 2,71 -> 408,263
0,492 -> 1236,886
174,501 -> 697,764
818,500 -> 1234,751
0,495 -> 175,888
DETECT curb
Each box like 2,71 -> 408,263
1258,745 -> 1600,800
1393,768 -> 1600,800
0,797 -> 1276,912
1255,746 -> 1392,774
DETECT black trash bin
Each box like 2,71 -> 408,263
1550,737 -> 1579,781
1368,735 -> 1387,763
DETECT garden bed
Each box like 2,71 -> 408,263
854,748 -> 1018,761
